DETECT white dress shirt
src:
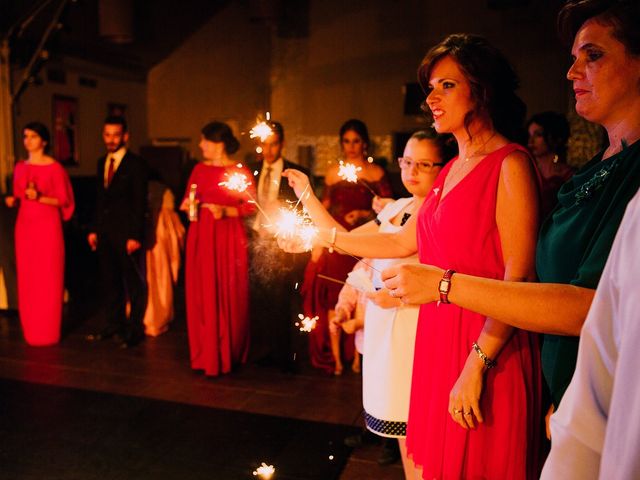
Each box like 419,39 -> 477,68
254,158 -> 284,232
541,190 -> 640,479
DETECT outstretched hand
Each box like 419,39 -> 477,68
276,234 -> 311,254
365,289 -> 403,309
282,169 -> 311,199
381,263 -> 443,305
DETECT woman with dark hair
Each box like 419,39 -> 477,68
180,121 -> 255,376
5,122 -> 74,345
283,129 -> 455,477
303,118 -> 392,375
282,34 -> 542,478
381,0 -> 640,473
527,111 -> 575,215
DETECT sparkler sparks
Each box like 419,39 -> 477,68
249,112 -> 274,142
337,161 -> 361,183
336,161 -> 378,196
295,313 -> 318,332
218,172 -> 252,192
274,206 -> 318,252
252,462 -> 275,479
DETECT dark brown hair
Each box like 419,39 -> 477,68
558,0 -> 640,56
201,121 -> 240,155
418,33 -> 526,142
23,121 -> 51,153
339,119 -> 371,150
410,129 -> 458,165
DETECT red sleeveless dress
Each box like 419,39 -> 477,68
408,144 -> 542,479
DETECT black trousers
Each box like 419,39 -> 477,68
97,235 -> 147,338
248,235 -> 308,365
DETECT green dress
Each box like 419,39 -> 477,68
537,139 -> 640,407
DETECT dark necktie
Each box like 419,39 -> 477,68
260,166 -> 272,204
106,155 -> 115,187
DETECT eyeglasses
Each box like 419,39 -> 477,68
397,157 -> 444,173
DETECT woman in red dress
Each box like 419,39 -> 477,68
303,119 -> 392,375
181,121 -> 255,376
289,36 -> 542,478
6,122 -> 75,346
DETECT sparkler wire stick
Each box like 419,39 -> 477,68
358,179 -> 378,197
317,274 -> 347,286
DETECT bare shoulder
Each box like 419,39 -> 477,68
324,163 -> 341,185
365,163 -> 386,181
500,149 -> 535,181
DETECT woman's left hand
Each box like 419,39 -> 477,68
365,289 -> 402,309
381,263 -> 443,304
448,355 -> 485,429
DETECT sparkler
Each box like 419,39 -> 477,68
337,160 -> 378,196
273,206 -> 318,252
249,112 -> 274,142
295,313 -> 318,332
218,170 -> 273,224
252,462 -> 275,479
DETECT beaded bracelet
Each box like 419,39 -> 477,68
472,342 -> 496,369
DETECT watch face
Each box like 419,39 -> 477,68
438,279 -> 449,293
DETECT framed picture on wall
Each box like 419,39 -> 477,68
52,95 -> 79,166
107,102 -> 127,118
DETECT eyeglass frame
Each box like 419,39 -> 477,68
397,156 -> 445,172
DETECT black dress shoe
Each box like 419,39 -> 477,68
377,438 -> 401,466
344,429 -> 381,448
86,327 -> 122,342
118,332 -> 144,349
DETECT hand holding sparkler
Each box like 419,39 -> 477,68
273,206 -> 319,252
381,263 -> 442,305
282,168 -> 312,200
365,288 -> 404,309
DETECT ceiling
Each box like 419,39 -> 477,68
1,0 -> 232,75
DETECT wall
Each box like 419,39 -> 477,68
270,0 -> 571,172
12,57 -> 147,176
147,1 -> 271,162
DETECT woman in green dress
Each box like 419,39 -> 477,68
381,0 -> 640,438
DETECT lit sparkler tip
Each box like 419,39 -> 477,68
273,206 -> 318,252
252,462 -> 275,479
249,114 -> 274,142
337,160 -> 361,183
295,313 -> 318,332
218,172 -> 252,192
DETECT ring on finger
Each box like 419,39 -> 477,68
453,409 -> 462,415
463,412 -> 472,416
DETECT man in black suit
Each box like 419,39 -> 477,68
87,116 -> 147,348
247,121 -> 310,372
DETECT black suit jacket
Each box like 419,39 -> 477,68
247,158 -> 311,208
94,150 -> 148,246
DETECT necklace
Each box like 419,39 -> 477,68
462,131 -> 497,162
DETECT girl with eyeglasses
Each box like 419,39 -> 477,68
283,129 -> 455,477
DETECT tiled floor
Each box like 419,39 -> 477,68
0,312 -> 404,479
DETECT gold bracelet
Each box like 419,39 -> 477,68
472,342 -> 496,369
328,227 -> 337,253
